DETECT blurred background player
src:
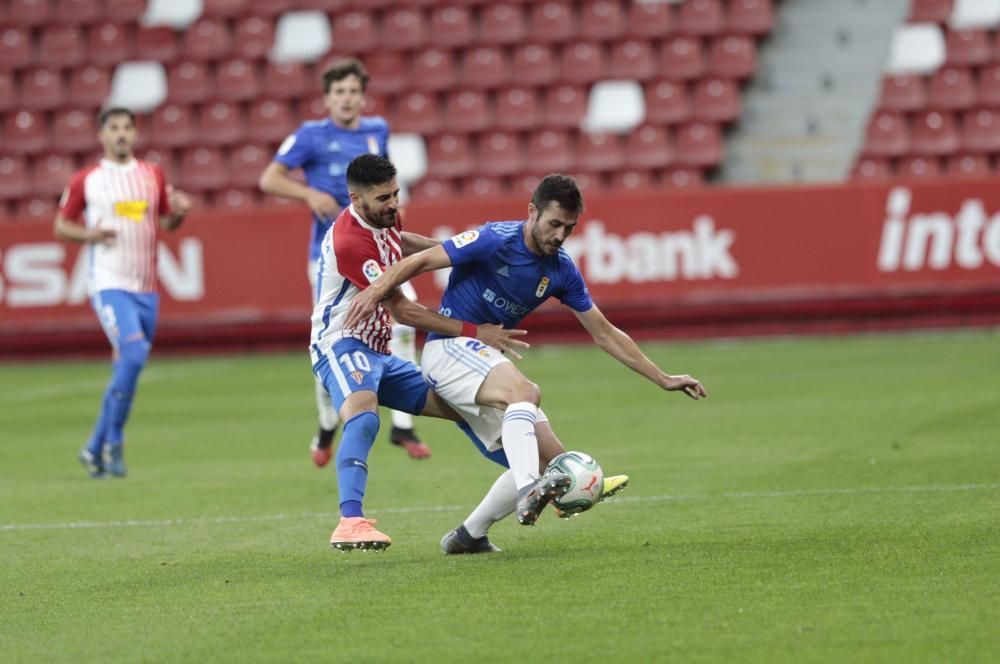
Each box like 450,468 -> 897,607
54,107 -> 192,478
259,58 -> 431,464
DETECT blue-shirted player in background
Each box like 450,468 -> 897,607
259,58 -> 431,465
347,174 -> 707,553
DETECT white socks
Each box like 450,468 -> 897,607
314,375 -> 339,431
502,401 -> 539,491
463,470 -> 517,538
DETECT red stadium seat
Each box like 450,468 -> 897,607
897,155 -> 942,179
250,0 -> 294,15
579,0 -> 626,41
862,111 -> 909,157
31,154 -> 77,197
0,156 -> 30,201
0,28 -> 33,69
678,0 -> 725,36
444,90 -> 494,134
946,153 -> 991,177
263,62 -> 310,100
479,4 -> 527,45
512,44 -> 558,87
462,175 -> 508,198
247,99 -> 297,143
727,0 -> 775,36
692,77 -> 742,124
215,59 -> 261,102
476,131 -> 526,176
850,157 -> 893,182
167,61 -> 212,105
409,177 -> 459,201
429,6 -> 475,49
333,12 -> 375,54
213,188 -> 259,210
87,22 -> 133,67
38,25 -> 84,67
178,147 -> 230,192
626,125 -> 674,169
627,1 -> 675,39
19,69 -> 64,111
9,0 -> 51,26
945,29 -> 991,67
69,66 -> 111,109
233,16 -> 275,60
134,26 -> 179,63
140,148 -> 178,180
381,8 -> 428,51
645,80 -> 692,125
198,102 -> 247,147
528,1 -> 576,43
525,130 -> 575,174
426,134 -> 475,179
928,66 -> 977,110
151,104 -> 197,148
0,71 -> 13,112
910,110 -> 960,156
55,0 -> 101,23
411,48 -> 458,92
708,36 -> 757,79
183,19 -> 233,62
659,37 -> 707,81
203,0 -> 251,18
495,87 -> 541,131
52,109 -> 98,153
577,132 -> 625,172
961,109 -> 1000,153
460,46 -> 512,90
610,40 -> 657,81
5,111 -> 49,155
559,42 -> 609,85
15,197 -> 58,221
878,74 -> 928,112
229,144 -> 275,189
980,64 -> 1000,107
909,0 -> 954,23
392,91 -> 443,134
675,121 -> 723,168
663,167 -> 705,188
542,85 -> 588,129
102,0 -> 147,21
364,51 -> 407,96
300,96 -> 328,120
363,93 -> 388,118
610,169 -> 657,191
299,0 -> 346,9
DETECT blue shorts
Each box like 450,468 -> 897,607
91,290 -> 159,350
313,338 -> 429,415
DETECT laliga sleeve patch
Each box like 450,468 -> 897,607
451,230 -> 480,248
362,259 -> 384,283
277,134 -> 296,155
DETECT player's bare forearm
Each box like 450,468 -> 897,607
344,245 -> 452,328
258,162 -> 313,202
385,294 -> 528,358
160,212 -> 185,231
53,214 -> 115,244
401,232 -> 440,256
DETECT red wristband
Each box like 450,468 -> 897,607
461,321 -> 477,338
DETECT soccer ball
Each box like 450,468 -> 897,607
544,451 -> 604,515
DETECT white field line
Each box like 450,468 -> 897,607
2,482 -> 997,533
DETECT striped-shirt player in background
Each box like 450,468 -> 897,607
259,58 -> 432,464
54,107 -> 193,478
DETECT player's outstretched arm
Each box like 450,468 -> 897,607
400,231 -> 440,256
573,305 -> 707,400
384,292 -> 529,359
345,245 -> 453,328
258,161 -> 340,220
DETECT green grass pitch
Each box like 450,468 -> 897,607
2,330 -> 998,662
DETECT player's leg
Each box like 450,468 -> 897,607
308,260 -> 340,467
314,339 -> 391,551
387,321 -> 431,459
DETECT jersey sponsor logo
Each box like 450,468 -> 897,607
482,288 -> 496,303
114,200 -> 148,222
367,136 -> 379,154
482,289 -> 529,316
451,230 -> 479,248
362,259 -> 383,283
535,276 -> 550,297
497,265 -> 510,277
277,134 -> 296,155
327,140 -> 341,152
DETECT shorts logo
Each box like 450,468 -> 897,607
350,370 -> 364,385
535,276 -> 550,297
114,200 -> 148,222
362,259 -> 383,283
465,340 -> 490,357
451,230 -> 479,248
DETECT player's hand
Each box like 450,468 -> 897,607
167,185 -> 194,215
474,324 -> 530,360
88,227 -> 117,245
305,189 -> 340,221
345,287 -> 382,328
663,374 -> 707,400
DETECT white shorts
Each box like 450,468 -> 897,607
422,336 -> 547,451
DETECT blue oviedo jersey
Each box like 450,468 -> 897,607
428,221 -> 593,341
273,116 -> 389,261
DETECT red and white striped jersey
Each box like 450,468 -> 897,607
309,205 -> 403,360
58,158 -> 171,294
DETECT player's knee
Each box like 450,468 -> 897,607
510,379 -> 541,406
118,339 -> 150,372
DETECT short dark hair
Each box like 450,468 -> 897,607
322,57 -> 369,94
346,154 -> 396,190
98,107 -> 136,128
531,174 -> 584,217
